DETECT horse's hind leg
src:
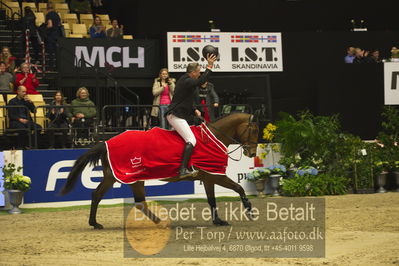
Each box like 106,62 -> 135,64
89,156 -> 116,229
129,181 -> 161,224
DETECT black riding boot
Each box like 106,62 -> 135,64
179,142 -> 198,178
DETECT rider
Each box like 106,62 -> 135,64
166,53 -> 217,178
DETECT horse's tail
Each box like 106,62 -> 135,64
59,142 -> 106,196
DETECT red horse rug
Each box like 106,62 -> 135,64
105,123 -> 228,184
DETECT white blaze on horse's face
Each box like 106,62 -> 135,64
238,122 -> 259,158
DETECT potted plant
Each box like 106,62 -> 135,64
391,47 -> 399,62
247,167 -> 270,197
266,164 -> 287,196
2,163 -> 31,214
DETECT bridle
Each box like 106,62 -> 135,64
205,114 -> 259,161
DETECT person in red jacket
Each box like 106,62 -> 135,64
15,63 -> 39,94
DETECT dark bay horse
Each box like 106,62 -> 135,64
60,112 -> 259,229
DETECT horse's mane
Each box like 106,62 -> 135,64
208,111 -> 252,125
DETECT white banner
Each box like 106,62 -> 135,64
384,62 -> 399,105
167,32 -> 283,72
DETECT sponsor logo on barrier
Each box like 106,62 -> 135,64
23,150 -> 194,203
75,46 -> 145,68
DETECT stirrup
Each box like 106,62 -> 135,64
179,168 -> 199,178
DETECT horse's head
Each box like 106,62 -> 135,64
236,114 -> 259,158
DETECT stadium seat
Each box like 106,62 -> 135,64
123,35 -> 133,39
22,2 -> 37,15
2,1 -> 21,19
34,12 -> 45,27
50,0 -> 66,3
54,3 -> 69,15
62,23 -> 71,37
79,13 -> 94,29
72,23 -> 88,37
67,34 -> 83,38
62,13 -> 78,29
38,3 -> 47,13
96,14 -> 110,24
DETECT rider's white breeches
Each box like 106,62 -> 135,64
166,113 -> 197,146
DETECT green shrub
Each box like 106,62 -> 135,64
280,173 -> 349,197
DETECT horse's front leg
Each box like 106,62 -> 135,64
212,175 -> 255,220
203,180 -> 229,226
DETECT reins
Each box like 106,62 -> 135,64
199,114 -> 258,161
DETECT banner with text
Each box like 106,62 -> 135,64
0,152 -> 4,207
57,38 -> 160,78
167,32 -> 283,72
384,62 -> 399,105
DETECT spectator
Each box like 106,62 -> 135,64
69,0 -> 92,22
15,63 -> 39,94
0,47 -> 16,73
344,46 -> 356,63
0,61 -> 14,93
106,19 -> 123,39
194,81 -> 219,123
45,3 -> 62,68
151,68 -> 175,129
353,48 -> 367,63
47,90 -> 71,149
71,87 -> 97,141
89,16 -> 106,38
8,85 -> 42,149
369,49 -> 382,63
21,6 -> 41,62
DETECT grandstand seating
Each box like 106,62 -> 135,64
72,23 -> 88,37
33,12 -> 45,27
2,1 -> 20,19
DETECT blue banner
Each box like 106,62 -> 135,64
23,149 -> 194,203
0,152 -> 4,207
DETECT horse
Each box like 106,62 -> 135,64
59,112 -> 259,229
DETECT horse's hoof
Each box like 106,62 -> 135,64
213,218 -> 229,226
91,223 -> 104,230
246,210 -> 255,221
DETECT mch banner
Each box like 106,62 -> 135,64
167,32 -> 283,72
57,38 -> 160,78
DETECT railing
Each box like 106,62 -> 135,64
56,44 -> 140,123
0,103 -> 255,150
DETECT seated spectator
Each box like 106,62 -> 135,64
369,49 -> 382,63
344,46 -> 355,63
46,91 -> 71,149
71,87 -> 97,141
0,61 -> 14,93
0,47 -> 16,73
194,81 -> 219,123
106,19 -> 124,39
89,16 -> 106,38
8,85 -> 42,149
15,63 -> 40,94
